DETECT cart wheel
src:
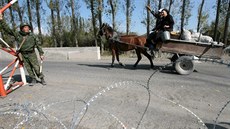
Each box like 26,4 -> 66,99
175,56 -> 194,75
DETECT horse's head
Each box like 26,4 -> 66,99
97,23 -> 114,40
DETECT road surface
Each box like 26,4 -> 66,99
0,57 -> 229,129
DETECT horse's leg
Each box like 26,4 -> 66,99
111,49 -> 116,67
115,50 -> 125,66
133,49 -> 142,67
142,49 -> 154,68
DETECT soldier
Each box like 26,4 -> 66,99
0,13 -> 46,86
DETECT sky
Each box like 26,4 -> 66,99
16,0 -> 217,35
78,0 -> 217,35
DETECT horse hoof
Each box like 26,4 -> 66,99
151,65 -> 155,69
119,63 -> 125,66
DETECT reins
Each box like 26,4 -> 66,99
100,23 -> 148,49
112,39 -> 148,49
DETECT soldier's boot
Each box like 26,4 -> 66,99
41,78 -> 46,85
29,78 -> 37,86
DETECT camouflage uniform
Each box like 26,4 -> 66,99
0,20 -> 45,84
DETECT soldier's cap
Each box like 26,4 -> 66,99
20,22 -> 31,30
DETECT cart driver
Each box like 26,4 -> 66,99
146,7 -> 174,52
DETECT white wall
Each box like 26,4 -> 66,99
0,47 -> 101,61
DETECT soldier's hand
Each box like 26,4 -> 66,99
40,55 -> 45,61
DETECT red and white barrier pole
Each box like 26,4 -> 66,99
19,61 -> 27,85
6,82 -> 24,94
0,59 -> 17,74
4,59 -> 19,90
0,0 -> 18,54
0,0 -> 18,13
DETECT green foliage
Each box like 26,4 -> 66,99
42,35 -> 53,47
180,0 -> 193,26
203,21 -> 230,44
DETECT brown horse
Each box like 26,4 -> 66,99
98,23 -> 154,68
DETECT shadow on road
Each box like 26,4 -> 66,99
78,63 -> 178,74
12,74 -> 31,82
205,122 -> 230,129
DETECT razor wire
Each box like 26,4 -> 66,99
213,100 -> 230,129
70,60 -> 209,129
135,60 -> 207,129
0,99 -> 87,129
111,57 -> 230,129
0,57 -> 229,128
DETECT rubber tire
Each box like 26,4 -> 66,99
175,56 -> 194,75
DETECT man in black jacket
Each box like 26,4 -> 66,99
146,7 -> 174,51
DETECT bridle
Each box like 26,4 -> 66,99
98,23 -> 113,40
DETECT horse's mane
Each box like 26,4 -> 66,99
103,23 -> 114,33
107,26 -> 114,33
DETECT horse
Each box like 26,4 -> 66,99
97,23 -> 154,68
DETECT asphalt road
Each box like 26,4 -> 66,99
0,57 -> 230,129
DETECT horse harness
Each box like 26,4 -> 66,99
100,24 -> 148,49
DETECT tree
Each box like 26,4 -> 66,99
223,0 -> 230,45
27,0 -> 33,32
97,0 -> 104,53
35,0 -> 43,45
201,0 -> 229,44
146,0 -> 150,36
168,0 -> 175,13
180,0 -> 192,33
55,0 -> 63,47
123,0 -> 135,35
8,0 -> 16,30
46,0 -> 64,47
47,0 -> 57,47
98,0 -> 103,28
84,0 -> 98,46
180,0 -> 186,33
197,0 -> 205,32
0,0 -> 8,40
158,0 -> 163,10
107,0 -> 119,30
214,0 -> 221,41
15,2 -> 23,23
70,0 -> 78,47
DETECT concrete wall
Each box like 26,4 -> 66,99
0,47 -> 101,61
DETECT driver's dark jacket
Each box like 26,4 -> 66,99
157,14 -> 174,31
150,11 -> 174,32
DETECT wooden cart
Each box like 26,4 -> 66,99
156,32 -> 224,75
